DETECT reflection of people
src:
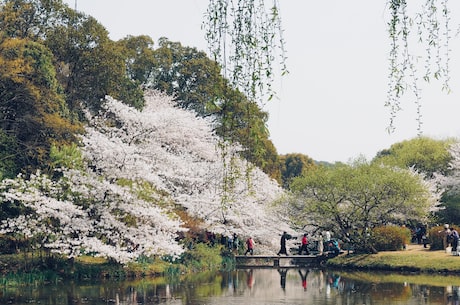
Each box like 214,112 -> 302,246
298,269 -> 309,291
298,234 -> 310,255
246,269 -> 254,289
245,237 -> 254,255
278,268 -> 288,290
277,232 -> 289,256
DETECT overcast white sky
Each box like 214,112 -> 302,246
63,0 -> 460,162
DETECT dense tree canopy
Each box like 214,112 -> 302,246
0,36 -> 81,175
288,159 -> 437,253
279,153 -> 316,189
373,137 -> 454,177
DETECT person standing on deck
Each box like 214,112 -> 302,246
298,233 -> 310,255
451,228 -> 459,255
277,232 -> 290,256
245,237 -> 254,255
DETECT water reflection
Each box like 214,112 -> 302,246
1,269 -> 460,304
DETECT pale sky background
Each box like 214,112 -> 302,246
63,0 -> 460,163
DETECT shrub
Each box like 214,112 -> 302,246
371,226 -> 411,251
428,225 -> 459,250
180,243 -> 223,272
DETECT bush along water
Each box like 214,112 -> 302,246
370,226 -> 412,251
0,239 -> 235,285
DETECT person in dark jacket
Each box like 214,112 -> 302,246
277,232 -> 290,256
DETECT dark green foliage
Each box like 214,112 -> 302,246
437,193 -> 460,226
370,226 -> 411,251
279,153 -> 316,188
147,38 -> 225,116
0,131 -> 20,179
0,36 -> 82,175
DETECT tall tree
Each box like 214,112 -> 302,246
279,153 -> 316,188
0,0 -> 69,40
288,159 -> 436,253
148,38 -> 225,116
373,136 -> 454,178
46,15 -> 143,112
0,36 -> 81,174
116,35 -> 156,86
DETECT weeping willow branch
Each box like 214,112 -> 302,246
204,1 -> 287,207
204,0 -> 287,104
386,0 -> 453,133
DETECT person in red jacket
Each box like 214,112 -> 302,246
298,233 -> 310,255
245,237 -> 254,255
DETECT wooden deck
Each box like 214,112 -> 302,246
235,254 -> 328,268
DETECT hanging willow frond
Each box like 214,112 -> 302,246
386,0 -> 452,133
203,0 -> 287,105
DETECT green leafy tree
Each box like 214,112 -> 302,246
0,0 -> 144,114
289,159 -> 434,253
214,88 -> 280,179
373,136 -> 454,177
116,35 -> 156,85
373,138 -> 459,225
0,36 -> 81,175
0,0 -> 68,40
46,15 -> 143,112
148,38 -> 225,116
279,153 -> 316,188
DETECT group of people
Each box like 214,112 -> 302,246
443,224 -> 460,255
243,231 -> 338,256
277,232 -> 310,256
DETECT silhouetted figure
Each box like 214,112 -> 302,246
277,232 -> 290,256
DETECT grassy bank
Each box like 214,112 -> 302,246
328,244 -> 460,273
0,244 -> 231,285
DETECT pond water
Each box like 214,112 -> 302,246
2,268 -> 460,305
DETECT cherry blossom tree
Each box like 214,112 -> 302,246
82,90 -> 291,252
0,90 -> 291,263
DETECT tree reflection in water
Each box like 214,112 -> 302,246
1,269 -> 460,304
